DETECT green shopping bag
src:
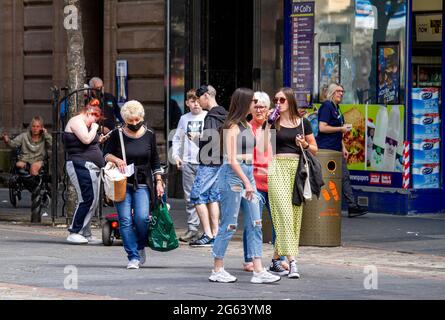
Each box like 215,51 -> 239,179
148,200 -> 179,252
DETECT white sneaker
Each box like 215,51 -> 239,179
209,267 -> 237,283
288,261 -> 300,279
67,233 -> 88,244
86,236 -> 103,245
127,259 -> 140,269
138,249 -> 146,265
251,269 -> 281,284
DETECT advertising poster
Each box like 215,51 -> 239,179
377,42 -> 400,104
304,104 -> 405,188
318,43 -> 341,102
290,1 -> 315,108
341,105 -> 367,171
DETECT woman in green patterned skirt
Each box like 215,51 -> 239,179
262,87 -> 317,279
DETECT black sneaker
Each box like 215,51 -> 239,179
189,234 -> 213,247
348,205 -> 368,218
268,259 -> 289,276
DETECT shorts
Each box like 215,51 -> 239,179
190,165 -> 221,205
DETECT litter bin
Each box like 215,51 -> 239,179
300,149 -> 343,246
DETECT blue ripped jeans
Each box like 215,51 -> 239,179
212,163 -> 263,260
243,190 -> 285,263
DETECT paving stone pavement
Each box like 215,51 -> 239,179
1,191 -> 445,300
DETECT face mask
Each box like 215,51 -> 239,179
127,121 -> 144,132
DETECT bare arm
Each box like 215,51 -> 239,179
226,125 -> 255,200
319,121 -> 348,134
296,133 -> 318,156
67,117 -> 99,144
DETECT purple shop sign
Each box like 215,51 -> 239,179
290,1 -> 315,108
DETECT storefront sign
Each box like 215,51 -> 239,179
355,0 -> 377,29
415,13 -> 442,42
290,1 -> 315,108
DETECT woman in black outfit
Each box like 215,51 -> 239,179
103,100 -> 164,269
64,98 -> 105,245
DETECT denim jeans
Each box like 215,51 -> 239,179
190,165 -> 221,205
212,163 -> 263,260
115,185 -> 150,261
243,190 -> 285,262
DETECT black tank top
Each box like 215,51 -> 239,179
63,132 -> 105,168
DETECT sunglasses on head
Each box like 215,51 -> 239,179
273,97 -> 287,104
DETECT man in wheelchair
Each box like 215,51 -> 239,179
1,116 -> 52,221
2,116 -> 52,176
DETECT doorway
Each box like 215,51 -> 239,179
198,0 -> 254,108
81,0 -> 104,81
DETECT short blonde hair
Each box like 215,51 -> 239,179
120,100 -> 145,121
253,91 -> 271,108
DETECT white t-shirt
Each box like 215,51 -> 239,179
172,111 -> 207,164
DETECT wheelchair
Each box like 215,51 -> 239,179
8,147 -> 51,223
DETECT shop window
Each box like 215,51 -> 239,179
314,0 -> 407,105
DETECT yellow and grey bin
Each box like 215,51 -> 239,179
300,149 -> 343,247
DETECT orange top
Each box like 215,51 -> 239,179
250,120 -> 273,192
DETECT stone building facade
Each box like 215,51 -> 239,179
0,0 -> 167,166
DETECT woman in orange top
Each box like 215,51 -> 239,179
242,91 -> 289,275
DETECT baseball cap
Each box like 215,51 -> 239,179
195,85 -> 209,98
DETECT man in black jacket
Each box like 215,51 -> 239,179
189,85 -> 228,247
89,77 -> 124,134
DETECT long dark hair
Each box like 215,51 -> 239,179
222,88 -> 254,130
276,87 -> 300,130
220,87 -> 254,151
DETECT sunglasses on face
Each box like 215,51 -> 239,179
273,97 -> 286,104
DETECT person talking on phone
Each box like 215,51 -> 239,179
63,99 -> 105,245
316,83 -> 368,218
1,116 -> 52,176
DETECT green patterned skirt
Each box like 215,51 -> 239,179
268,156 -> 303,257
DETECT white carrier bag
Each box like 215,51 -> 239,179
101,128 -> 129,202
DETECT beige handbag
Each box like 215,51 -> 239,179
101,128 -> 127,202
